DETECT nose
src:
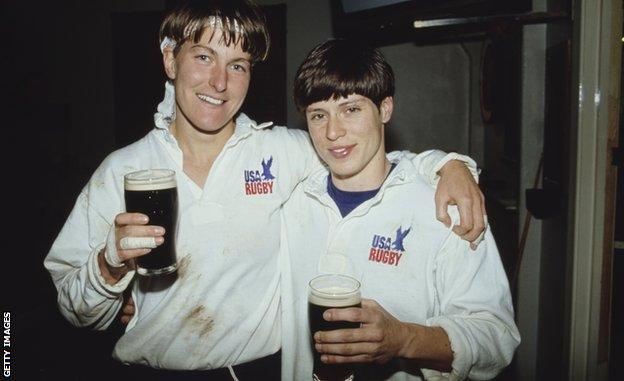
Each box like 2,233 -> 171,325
209,65 -> 227,92
326,117 -> 346,141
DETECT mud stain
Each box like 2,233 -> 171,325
176,254 -> 191,279
184,305 -> 215,338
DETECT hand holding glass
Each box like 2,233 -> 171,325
124,169 -> 178,276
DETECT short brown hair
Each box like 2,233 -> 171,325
294,38 -> 395,112
159,0 -> 270,64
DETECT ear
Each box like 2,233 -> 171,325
163,46 -> 177,80
379,96 -> 394,124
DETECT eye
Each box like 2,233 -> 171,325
196,54 -> 212,63
309,113 -> 325,121
230,63 -> 248,73
345,106 -> 361,113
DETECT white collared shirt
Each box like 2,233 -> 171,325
279,157 -> 520,381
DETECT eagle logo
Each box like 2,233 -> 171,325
391,226 -> 411,252
261,156 -> 275,180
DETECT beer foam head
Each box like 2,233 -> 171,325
124,169 -> 176,191
308,275 -> 361,307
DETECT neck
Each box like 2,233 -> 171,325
331,151 -> 391,192
170,117 -> 235,164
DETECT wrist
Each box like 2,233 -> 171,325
398,322 -> 422,359
97,249 -> 128,285
436,159 -> 466,177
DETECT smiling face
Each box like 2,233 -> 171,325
163,27 -> 251,135
306,94 -> 393,191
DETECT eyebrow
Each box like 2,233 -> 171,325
230,57 -> 251,65
190,44 -> 216,54
306,98 -> 365,113
190,44 -> 251,65
337,98 -> 364,107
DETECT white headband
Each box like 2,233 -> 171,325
154,37 -> 177,129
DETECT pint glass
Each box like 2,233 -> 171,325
308,274 -> 361,381
124,169 -> 178,276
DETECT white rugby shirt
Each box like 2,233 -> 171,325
44,114 -> 469,370
280,156 -> 520,381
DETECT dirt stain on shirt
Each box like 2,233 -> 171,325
176,254 -> 191,278
184,305 -> 215,338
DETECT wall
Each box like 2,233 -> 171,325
281,0 -> 473,161
515,22 -> 547,381
380,43 -> 471,154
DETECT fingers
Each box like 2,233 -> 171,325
435,194 -> 452,228
117,228 -> 164,255
323,306 -> 368,324
452,197 -> 473,237
323,301 -> 382,325
119,248 -> 152,261
120,297 -> 135,326
114,213 -> 166,261
457,186 -> 486,246
122,301 -> 135,315
117,232 -> 163,260
360,299 -> 379,308
452,189 -> 488,243
120,236 -> 159,250
115,213 -> 149,227
315,326 -> 382,344
315,341 -> 379,357
470,214 -> 488,250
117,225 -> 165,243
480,191 -> 487,216
472,192 -> 488,249
464,198 -> 485,243
320,354 -> 374,364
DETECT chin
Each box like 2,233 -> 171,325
329,166 -> 357,179
193,116 -> 232,131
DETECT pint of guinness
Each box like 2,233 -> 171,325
124,169 -> 178,276
308,274 -> 361,381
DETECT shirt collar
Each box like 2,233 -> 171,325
154,112 -> 274,147
304,155 -> 416,199
231,113 -> 274,137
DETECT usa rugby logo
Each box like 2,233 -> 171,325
369,226 -> 411,266
244,156 -> 276,195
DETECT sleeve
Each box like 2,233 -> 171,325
281,127 -> 324,182
43,166 -> 135,330
274,126 -> 324,194
388,150 -> 479,186
422,229 -> 521,380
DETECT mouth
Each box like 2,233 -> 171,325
328,144 -> 356,159
197,93 -> 225,105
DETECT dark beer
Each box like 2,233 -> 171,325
124,169 -> 178,276
308,275 -> 362,381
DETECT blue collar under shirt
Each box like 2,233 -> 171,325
327,163 -> 397,217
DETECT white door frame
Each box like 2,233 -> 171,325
568,0 -> 622,379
